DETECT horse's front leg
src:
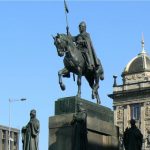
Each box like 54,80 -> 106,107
58,68 -> 69,91
77,75 -> 82,98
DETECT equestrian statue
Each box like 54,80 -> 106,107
52,2 -> 104,104
53,21 -> 104,104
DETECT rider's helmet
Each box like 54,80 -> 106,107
79,21 -> 86,33
79,21 -> 86,27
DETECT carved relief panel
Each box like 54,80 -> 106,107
145,102 -> 150,119
124,73 -> 150,84
144,102 -> 150,148
117,106 -> 124,121
116,106 -> 124,136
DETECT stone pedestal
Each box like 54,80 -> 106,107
49,96 -> 119,150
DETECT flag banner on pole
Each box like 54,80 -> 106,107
64,0 -> 69,13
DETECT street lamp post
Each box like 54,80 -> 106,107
8,98 -> 26,150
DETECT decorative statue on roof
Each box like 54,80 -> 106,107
52,1 -> 104,104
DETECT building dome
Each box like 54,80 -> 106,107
122,38 -> 150,76
122,51 -> 150,76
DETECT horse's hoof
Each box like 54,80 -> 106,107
76,93 -> 81,98
60,84 -> 66,91
92,93 -> 95,99
98,100 -> 101,105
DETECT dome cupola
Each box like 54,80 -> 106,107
122,35 -> 150,84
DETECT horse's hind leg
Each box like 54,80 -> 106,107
92,84 -> 101,104
77,75 -> 82,98
92,67 -> 100,104
58,68 -> 69,91
96,91 -> 101,104
92,84 -> 99,99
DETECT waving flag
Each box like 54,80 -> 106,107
64,0 -> 69,13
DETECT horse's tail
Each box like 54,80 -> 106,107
73,73 -> 75,81
97,58 -> 104,80
85,72 -> 94,89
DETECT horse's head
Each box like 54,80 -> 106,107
53,33 -> 68,57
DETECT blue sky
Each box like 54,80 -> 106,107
0,1 -> 150,150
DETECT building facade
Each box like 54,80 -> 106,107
0,125 -> 19,150
108,38 -> 150,150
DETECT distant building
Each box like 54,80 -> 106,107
0,125 -> 19,150
108,37 -> 150,150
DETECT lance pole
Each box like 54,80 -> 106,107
64,0 -> 69,35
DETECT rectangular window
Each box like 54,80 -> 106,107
2,139 -> 5,150
14,133 -> 17,146
131,104 -> 140,120
2,130 -> 6,139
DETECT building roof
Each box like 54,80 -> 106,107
122,37 -> 150,76
0,124 -> 20,132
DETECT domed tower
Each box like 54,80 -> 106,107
108,35 -> 150,149
122,37 -> 150,84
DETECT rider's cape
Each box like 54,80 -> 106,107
75,32 -> 100,68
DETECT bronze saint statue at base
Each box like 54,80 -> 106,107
123,119 -> 143,150
71,103 -> 87,150
22,109 -> 40,150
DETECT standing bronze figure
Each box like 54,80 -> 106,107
123,119 -> 143,150
71,102 -> 87,150
22,109 -> 40,150
53,21 -> 104,104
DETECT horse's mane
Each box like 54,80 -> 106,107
59,33 -> 75,48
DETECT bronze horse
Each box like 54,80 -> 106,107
53,33 -> 104,104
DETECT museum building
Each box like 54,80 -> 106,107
109,38 -> 150,149
0,125 -> 19,150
